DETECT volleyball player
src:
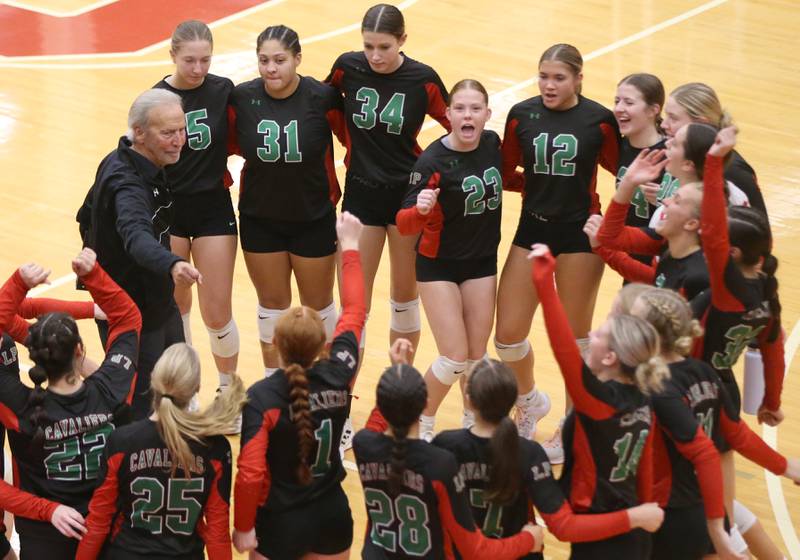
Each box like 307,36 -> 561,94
0,248 -> 140,559
154,20 -> 239,399
76,343 -> 245,559
395,79 -> 500,440
496,43 -> 619,449
326,3 -> 450,363
663,83 -> 766,216
230,25 -> 346,379
232,212 -> 365,559
354,364 -> 543,559
530,244 -> 667,559
433,359 -> 664,560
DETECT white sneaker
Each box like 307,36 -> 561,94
339,418 -> 354,459
515,390 -> 551,439
543,423 -> 564,465
462,409 -> 475,430
216,386 -> 242,435
419,415 -> 435,442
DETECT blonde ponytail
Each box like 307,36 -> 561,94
607,315 -> 671,395
634,356 -> 670,395
633,288 -> 704,357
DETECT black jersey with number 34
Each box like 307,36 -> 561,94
326,51 -> 449,187
154,74 -> 234,195
397,130 -> 502,260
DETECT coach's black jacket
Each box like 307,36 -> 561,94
77,136 -> 182,328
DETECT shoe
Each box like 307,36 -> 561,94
515,390 -> 551,439
543,423 -> 564,465
419,415 -> 435,443
217,386 -> 242,435
462,409 -> 475,430
339,418 -> 354,459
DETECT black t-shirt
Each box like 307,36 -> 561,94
326,51 -> 449,187
231,76 -> 342,221
653,248 -> 710,305
154,74 -> 234,196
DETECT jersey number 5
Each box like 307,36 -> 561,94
364,488 -> 432,556
353,88 -> 406,135
532,133 -> 578,176
462,167 -> 502,216
185,109 -> 212,151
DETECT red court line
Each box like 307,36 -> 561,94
0,0 -> 268,57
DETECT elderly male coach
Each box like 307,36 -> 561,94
78,88 -> 201,419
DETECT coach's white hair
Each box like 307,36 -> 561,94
126,88 -> 183,141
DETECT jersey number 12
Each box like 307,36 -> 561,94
532,133 -> 578,176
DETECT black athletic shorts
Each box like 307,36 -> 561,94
416,254 -> 497,284
570,527 -> 651,560
512,210 -> 592,256
342,172 -> 406,227
0,534 -> 9,559
171,189 -> 237,239
240,210 -> 337,257
17,518 -> 78,560
652,504 -> 714,559
255,485 -> 353,558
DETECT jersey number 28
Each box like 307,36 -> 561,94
364,488 -> 432,556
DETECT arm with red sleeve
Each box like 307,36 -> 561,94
0,479 -> 59,523
425,71 -> 451,131
7,297 -> 97,343
759,327 -> 784,411
597,200 -> 665,255
525,441 -> 633,542
234,395 -> 280,532
433,455 -> 535,559
598,117 -> 620,176
593,246 -> 657,285
330,249 -> 367,390
0,270 -> 30,333
500,114 -> 525,193
198,437 -> 233,560
531,252 -> 616,420
652,390 -> 725,518
76,445 -> 125,560
395,161 -> 442,236
84,262 -> 141,351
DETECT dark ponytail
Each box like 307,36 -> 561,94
376,364 -> 427,495
466,359 -> 520,505
286,363 -> 314,485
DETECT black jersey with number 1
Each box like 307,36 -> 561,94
154,74 -> 234,195
326,51 -> 450,187
396,130 -> 502,259
230,76 -> 345,222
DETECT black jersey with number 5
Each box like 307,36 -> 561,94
76,420 -> 232,560
502,95 -> 619,222
154,74 -> 234,195
326,51 -> 450,187
397,130 -> 502,260
230,76 -> 344,222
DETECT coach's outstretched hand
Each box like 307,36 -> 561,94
171,260 -> 202,287
19,263 -> 51,289
337,211 -> 363,252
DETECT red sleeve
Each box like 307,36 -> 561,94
234,408 -> 279,532
759,330 -> 784,411
81,263 -> 142,351
395,206 -> 430,235
326,67 -> 344,89
6,315 -> 32,344
332,250 -> 366,343
0,479 -> 58,522
720,408 -> 787,475
597,200 -> 664,255
18,298 -> 95,321
197,459 -> 232,560
501,117 -> 525,193
226,105 -> 241,157
541,502 -> 631,543
326,107 -> 348,148
365,407 -> 388,433
425,82 -> 451,132
701,154 -> 743,311
0,270 -> 31,333
636,420 -> 655,503
432,480 -> 535,559
76,452 -> 124,560
532,255 -> 616,420
672,426 -> 725,519
593,246 -> 657,284
598,122 -> 619,176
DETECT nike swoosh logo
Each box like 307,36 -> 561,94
217,333 -> 229,339
258,315 -> 268,320
394,308 -> 407,313
228,222 -> 236,226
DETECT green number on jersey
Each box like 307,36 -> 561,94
657,172 -> 679,202
131,477 -> 204,535
44,424 -> 114,481
696,409 -> 715,436
531,132 -> 579,176
469,488 -> 504,537
256,120 -> 303,163
185,109 -> 211,151
711,324 -> 765,369
352,87 -> 406,134
311,418 -> 333,476
461,166 -> 503,216
364,488 -> 432,556
609,429 -> 649,482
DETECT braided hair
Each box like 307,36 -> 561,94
635,288 -> 704,356
25,313 -> 82,449
376,364 -> 427,495
256,25 -> 301,56
606,315 -> 671,395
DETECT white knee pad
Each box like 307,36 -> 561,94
733,500 -> 758,534
257,305 -> 288,343
494,339 -> 531,362
318,302 -> 338,341
181,312 -> 192,346
431,356 -> 468,386
390,298 -> 421,333
207,319 -> 239,358
466,353 -> 489,375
